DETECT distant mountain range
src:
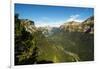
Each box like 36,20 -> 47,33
15,14 -> 94,35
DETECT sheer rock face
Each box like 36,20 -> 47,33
20,19 -> 38,33
60,16 -> 94,34
82,16 -> 94,34
60,21 -> 82,32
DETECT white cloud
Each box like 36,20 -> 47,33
66,14 -> 84,22
70,14 -> 80,19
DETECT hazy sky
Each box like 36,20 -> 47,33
15,3 -> 94,27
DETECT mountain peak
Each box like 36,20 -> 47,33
60,16 -> 94,33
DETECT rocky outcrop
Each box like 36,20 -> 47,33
60,21 -> 82,32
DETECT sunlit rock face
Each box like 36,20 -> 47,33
20,19 -> 38,33
60,16 -> 94,34
60,21 -> 82,32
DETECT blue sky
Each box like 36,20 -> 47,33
15,3 -> 94,27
